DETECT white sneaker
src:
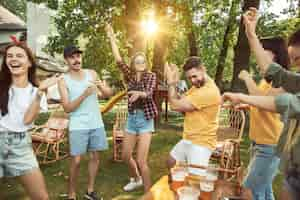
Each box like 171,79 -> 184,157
123,177 -> 143,191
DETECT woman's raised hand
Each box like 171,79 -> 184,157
105,23 -> 114,38
243,7 -> 258,38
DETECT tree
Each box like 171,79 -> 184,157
1,0 -> 27,20
152,0 -> 170,84
215,0 -> 240,90
231,0 -> 260,92
123,0 -> 145,56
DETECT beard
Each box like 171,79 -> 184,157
194,79 -> 205,88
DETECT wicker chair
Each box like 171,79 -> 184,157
212,105 -> 246,179
31,112 -> 69,164
112,97 -> 128,162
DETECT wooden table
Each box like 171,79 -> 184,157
140,176 -> 252,200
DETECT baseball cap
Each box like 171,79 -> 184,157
63,45 -> 83,58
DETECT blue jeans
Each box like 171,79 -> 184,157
243,142 -> 280,200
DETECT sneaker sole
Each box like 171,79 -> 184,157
84,194 -> 103,200
123,184 -> 143,192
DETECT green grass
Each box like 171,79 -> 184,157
0,112 -> 282,199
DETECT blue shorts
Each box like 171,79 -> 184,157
69,127 -> 108,156
0,131 -> 39,178
125,110 -> 154,135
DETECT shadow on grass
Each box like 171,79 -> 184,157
0,111 -> 283,199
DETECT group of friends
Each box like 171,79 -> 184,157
0,7 -> 300,200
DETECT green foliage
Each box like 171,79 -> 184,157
1,0 -> 27,20
4,0 -> 300,86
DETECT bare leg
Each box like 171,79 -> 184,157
87,151 -> 100,193
166,155 -> 176,183
122,133 -> 139,179
68,155 -> 81,199
19,168 -> 49,200
136,133 -> 152,192
167,155 -> 176,171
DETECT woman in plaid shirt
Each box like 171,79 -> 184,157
106,24 -> 158,192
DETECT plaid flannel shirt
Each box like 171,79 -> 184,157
117,61 -> 158,120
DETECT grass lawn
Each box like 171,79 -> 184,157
0,111 -> 283,199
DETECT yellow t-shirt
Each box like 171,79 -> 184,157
249,80 -> 283,145
183,77 -> 221,150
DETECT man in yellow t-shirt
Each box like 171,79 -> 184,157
165,57 -> 221,175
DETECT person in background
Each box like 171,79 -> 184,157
106,24 -> 158,192
238,36 -> 290,200
222,8 -> 300,200
58,45 -> 113,200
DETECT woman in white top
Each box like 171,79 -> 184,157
0,42 -> 57,199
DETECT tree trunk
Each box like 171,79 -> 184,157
151,0 -> 170,123
188,31 -> 198,56
124,0 -> 145,57
152,0 -> 169,84
215,0 -> 240,90
230,0 -> 260,92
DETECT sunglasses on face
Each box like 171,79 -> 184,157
134,59 -> 145,65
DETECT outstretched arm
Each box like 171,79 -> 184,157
23,75 -> 58,125
222,92 -> 276,112
106,23 -> 133,82
106,24 -> 122,63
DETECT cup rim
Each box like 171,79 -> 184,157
177,186 -> 200,196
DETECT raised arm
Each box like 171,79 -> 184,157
243,8 -> 273,74
105,24 -> 133,82
23,75 -> 57,125
239,70 -> 264,95
165,63 -> 196,112
90,70 -> 113,98
105,24 -> 122,63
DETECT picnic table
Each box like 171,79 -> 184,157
140,175 -> 252,200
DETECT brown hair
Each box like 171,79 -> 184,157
288,29 -> 300,47
261,37 -> 290,69
183,56 -> 203,72
0,42 -> 38,116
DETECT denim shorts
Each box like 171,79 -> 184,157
125,109 -> 154,135
0,131 -> 39,178
69,127 -> 108,156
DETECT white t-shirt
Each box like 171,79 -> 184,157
0,83 -> 47,132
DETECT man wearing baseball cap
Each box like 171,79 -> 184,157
58,45 -> 113,200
